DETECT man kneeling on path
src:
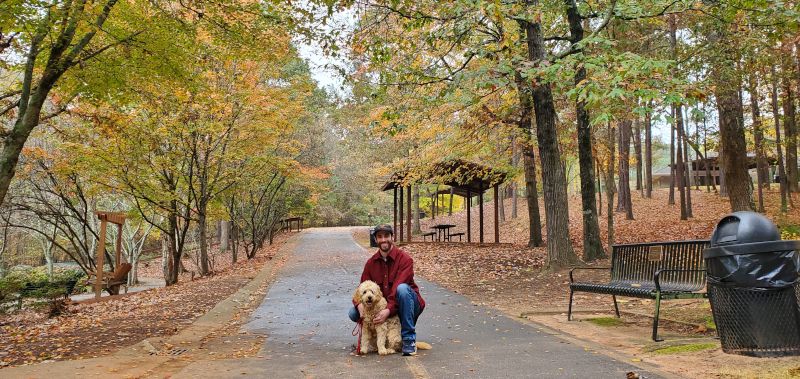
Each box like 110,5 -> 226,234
349,224 -> 425,356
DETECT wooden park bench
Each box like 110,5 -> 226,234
87,262 -> 131,296
422,231 -> 436,241
447,232 -> 465,241
568,240 -> 709,341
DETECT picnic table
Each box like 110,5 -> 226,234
430,224 -> 456,242
281,217 -> 304,232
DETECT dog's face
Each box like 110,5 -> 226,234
353,280 -> 383,308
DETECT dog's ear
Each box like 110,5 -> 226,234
352,283 -> 362,304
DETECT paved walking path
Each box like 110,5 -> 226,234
173,228 -> 665,378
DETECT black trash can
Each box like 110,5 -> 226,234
704,211 -> 800,357
369,227 -> 378,248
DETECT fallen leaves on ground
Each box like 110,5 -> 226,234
392,188 -> 799,335
0,234 -> 288,368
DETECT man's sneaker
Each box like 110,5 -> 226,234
402,340 -> 416,356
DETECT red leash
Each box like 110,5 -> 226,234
352,320 -> 363,355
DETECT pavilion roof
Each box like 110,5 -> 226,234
380,159 -> 507,194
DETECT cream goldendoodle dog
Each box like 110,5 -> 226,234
353,280 -> 402,355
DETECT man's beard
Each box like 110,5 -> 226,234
379,241 -> 391,252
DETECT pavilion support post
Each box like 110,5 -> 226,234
466,189 -> 472,243
94,217 -> 107,299
449,189 -> 454,216
494,184 -> 499,243
399,187 -> 404,242
393,188 -> 397,242
479,181 -> 484,244
406,186 -> 412,242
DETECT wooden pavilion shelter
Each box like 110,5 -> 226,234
381,159 -> 507,244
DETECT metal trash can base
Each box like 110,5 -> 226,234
709,283 -> 800,357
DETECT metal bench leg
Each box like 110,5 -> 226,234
652,291 -> 663,342
567,289 -> 574,321
612,295 -> 620,318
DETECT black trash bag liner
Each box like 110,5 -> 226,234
705,241 -> 800,288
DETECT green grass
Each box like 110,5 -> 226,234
652,342 -> 717,355
704,315 -> 717,330
586,317 -> 624,327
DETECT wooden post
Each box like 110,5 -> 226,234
115,223 -> 123,268
393,187 -> 397,242
494,184 -> 500,243
479,181 -> 484,244
399,187 -> 404,242
95,216 -> 107,299
406,186 -> 412,242
466,189 -> 472,243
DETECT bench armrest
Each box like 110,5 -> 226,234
654,269 -> 706,291
569,267 -> 611,283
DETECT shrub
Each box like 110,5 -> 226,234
780,224 -> 800,241
0,266 -> 86,312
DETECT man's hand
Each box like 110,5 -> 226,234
373,309 -> 390,324
357,303 -> 365,318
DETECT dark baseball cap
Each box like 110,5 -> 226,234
372,224 -> 393,235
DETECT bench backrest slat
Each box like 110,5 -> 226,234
610,240 -> 709,291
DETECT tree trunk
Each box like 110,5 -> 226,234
634,119 -> 643,196
702,105 -> 716,192
511,139 -> 519,219
783,62 -> 798,193
645,105 -> 653,198
669,15 -> 689,219
165,202 -> 183,285
515,62 -> 543,247
198,211 -> 209,276
682,109 -> 694,218
596,158 -> 602,216
220,220 -> 229,253
675,105 -> 688,220
606,124 -> 617,247
719,147 -> 728,197
617,120 -> 634,219
44,240 -> 54,279
522,134 -> 544,248
231,223 -> 239,263
523,11 -> 578,267
128,256 -> 138,286
565,0 -> 604,261
771,64 -> 790,212
749,70 -> 766,212
413,185 -> 421,234
711,31 -> 753,211
498,185 -> 506,222
668,109 -> 676,205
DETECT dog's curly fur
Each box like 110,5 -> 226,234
353,280 -> 402,355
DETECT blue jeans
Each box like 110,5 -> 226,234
349,283 -> 422,341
